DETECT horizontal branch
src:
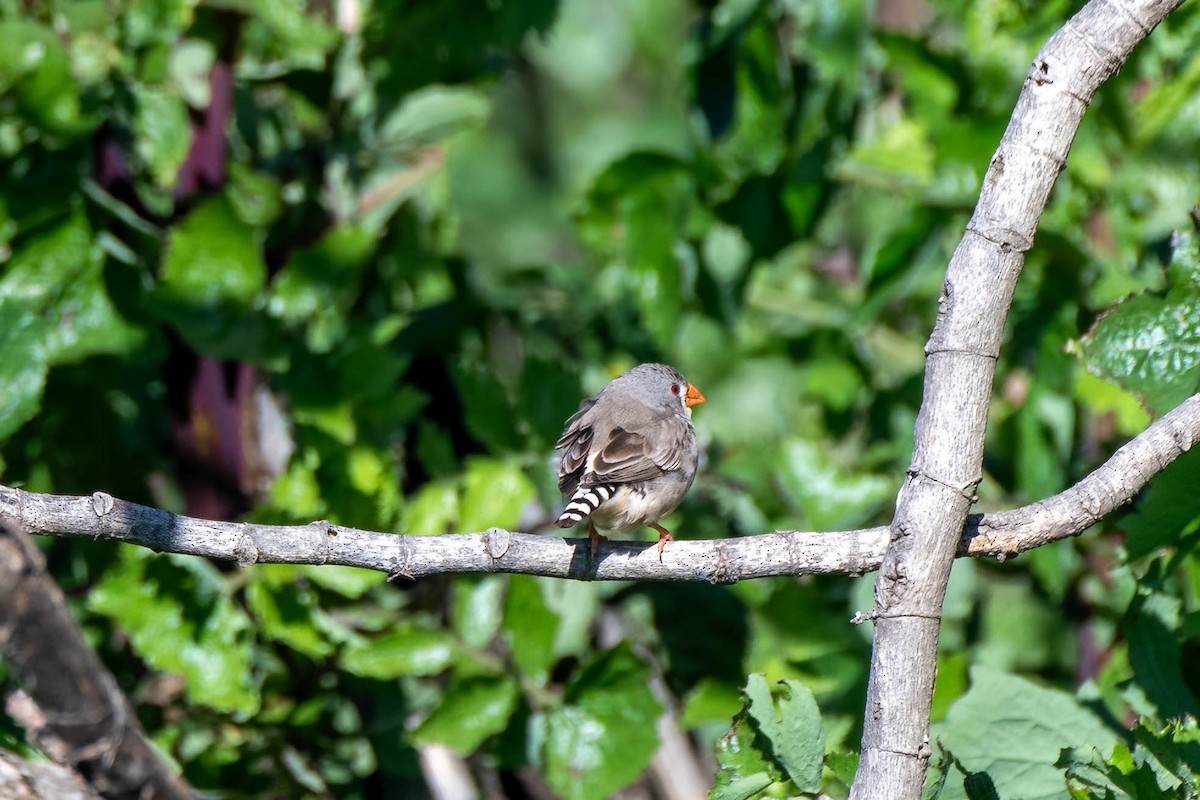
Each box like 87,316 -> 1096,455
1,394 -> 1196,584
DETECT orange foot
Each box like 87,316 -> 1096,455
649,522 -> 673,562
588,520 -> 608,559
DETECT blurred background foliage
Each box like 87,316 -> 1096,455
0,0 -> 1198,797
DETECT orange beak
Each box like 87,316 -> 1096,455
684,383 -> 705,408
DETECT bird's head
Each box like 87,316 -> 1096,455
618,363 -> 705,418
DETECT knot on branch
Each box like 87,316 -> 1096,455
1029,57 -> 1054,86
388,536 -> 413,581
484,528 -> 511,560
850,608 -> 879,625
967,223 -> 1033,255
89,492 -> 114,518
707,541 -> 741,585
234,529 -> 260,567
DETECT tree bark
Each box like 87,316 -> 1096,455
1,391 -> 1196,584
849,1 -> 1188,798
0,522 -> 196,800
0,750 -> 100,800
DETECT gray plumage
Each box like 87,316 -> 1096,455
554,363 -> 702,554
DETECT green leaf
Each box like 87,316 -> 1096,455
0,213 -> 141,441
132,86 -> 191,188
538,644 -> 662,800
743,674 -> 824,793
930,652 -> 970,721
1013,384 -> 1073,499
976,579 -> 1063,673
1062,743 -> 1169,799
701,357 -> 807,447
710,768 -> 773,800
827,751 -> 860,789
454,362 -> 523,452
1125,592 -> 1200,719
0,20 -> 93,135
777,439 -> 894,530
580,153 -> 697,348
2,213 -> 141,362
0,303 -> 47,443
249,0 -> 339,68
503,575 -> 558,680
714,17 -> 790,177
0,21 -> 45,92
412,675 -> 519,753
88,550 -> 260,715
1074,371 -> 1151,437
453,575 -> 505,648
1121,446 -> 1200,558
122,0 -> 196,48
169,38 -> 215,108
155,194 -> 272,358
703,221 -> 753,285
459,457 -> 536,532
540,579 -> 601,662
804,358 -> 863,413
1060,719 -> 1200,800
938,666 -> 1119,800
682,679 -> 743,727
1129,718 -> 1200,792
376,84 -> 491,151
1079,230 -> 1200,414
711,673 -> 826,799
402,480 -> 460,535
341,625 -> 457,679
712,709 -> 777,800
838,116 -> 936,187
1132,53 -> 1200,145
267,224 -> 376,350
227,163 -> 285,228
962,771 -> 1001,800
300,564 -> 385,599
922,752 -> 949,800
246,567 -> 336,659
160,195 -> 264,302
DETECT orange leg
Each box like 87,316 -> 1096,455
588,519 -> 608,559
649,522 -> 673,562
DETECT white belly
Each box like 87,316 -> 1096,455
590,476 -> 691,533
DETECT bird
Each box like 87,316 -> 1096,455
554,363 -> 705,560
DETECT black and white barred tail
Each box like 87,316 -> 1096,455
554,485 -> 615,528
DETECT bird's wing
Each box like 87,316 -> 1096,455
556,398 -> 596,495
584,414 -> 693,485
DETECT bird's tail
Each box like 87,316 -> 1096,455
554,484 -> 615,528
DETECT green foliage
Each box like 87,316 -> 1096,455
0,212 -> 141,440
713,674 -> 825,799
1078,229 -> 1200,414
413,675 -> 520,753
89,549 -> 260,715
936,666 -> 1120,800
340,624 -> 459,680
1,0 -> 1199,796
156,194 -> 273,359
1061,718 -> 1200,799
535,643 -> 663,800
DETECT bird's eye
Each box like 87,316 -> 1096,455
670,384 -> 681,395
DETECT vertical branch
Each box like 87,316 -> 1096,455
0,522 -> 196,800
848,1 -> 1187,798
